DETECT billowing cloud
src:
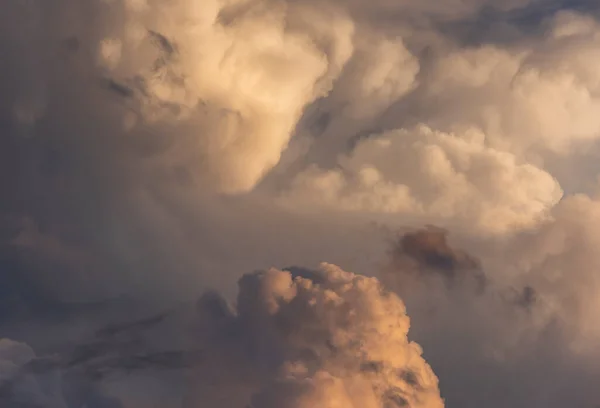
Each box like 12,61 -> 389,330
418,10 -> 600,154
1,265 -> 444,408
185,264 -> 444,408
282,125 -> 562,233
2,0 -> 600,407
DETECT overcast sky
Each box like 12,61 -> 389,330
1,0 -> 600,407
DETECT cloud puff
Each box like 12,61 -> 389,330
275,11 -> 600,234
415,10 -> 600,156
120,0 -> 357,193
185,263 -> 444,408
282,125 -> 562,233
386,226 -> 487,293
2,0 -> 357,194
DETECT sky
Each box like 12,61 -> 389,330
1,0 -> 600,407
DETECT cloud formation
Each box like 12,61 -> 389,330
383,217 -> 600,407
282,125 -> 562,233
178,264 -> 445,407
2,0 -> 600,407
1,265 -> 445,408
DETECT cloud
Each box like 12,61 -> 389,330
282,125 -> 562,233
381,213 -> 600,408
1,265 -> 444,408
2,0 -> 600,407
187,264 -> 444,408
503,193 -> 600,348
67,0 -> 356,194
0,339 -> 67,408
386,226 -> 487,293
273,11 -> 600,235
421,12 -> 600,154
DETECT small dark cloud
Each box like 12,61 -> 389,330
81,349 -> 204,376
102,78 -> 135,99
387,226 -> 543,315
388,226 -> 487,292
360,360 -> 384,373
511,285 -> 538,310
399,370 -> 421,388
95,311 -> 170,339
147,30 -> 177,57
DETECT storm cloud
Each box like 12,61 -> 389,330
2,0 -> 600,407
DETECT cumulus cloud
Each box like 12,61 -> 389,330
11,0 -> 356,194
272,9 -> 600,234
417,11 -> 600,155
186,264 -> 444,408
282,125 -> 562,233
275,10 -> 600,236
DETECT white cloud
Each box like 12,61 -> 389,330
283,125 -> 562,233
419,12 -> 600,154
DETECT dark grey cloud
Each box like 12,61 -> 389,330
387,226 -> 486,291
